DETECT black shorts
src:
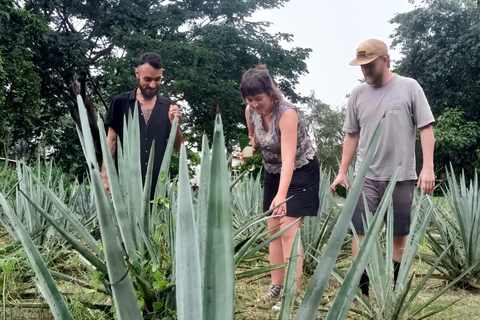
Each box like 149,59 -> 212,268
263,157 -> 320,217
352,178 -> 415,237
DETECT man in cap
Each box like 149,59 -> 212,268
330,39 -> 435,298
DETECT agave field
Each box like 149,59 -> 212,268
0,96 -> 480,320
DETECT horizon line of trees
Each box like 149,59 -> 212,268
1,0 -> 479,180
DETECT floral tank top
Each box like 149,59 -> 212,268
249,100 -> 315,174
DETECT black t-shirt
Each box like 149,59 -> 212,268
105,88 -> 172,198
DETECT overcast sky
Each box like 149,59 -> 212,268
251,0 -> 416,109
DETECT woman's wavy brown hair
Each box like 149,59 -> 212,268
240,65 -> 283,105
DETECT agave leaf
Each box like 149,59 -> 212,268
277,230 -> 301,320
202,112 -> 234,320
415,299 -> 462,320
295,116 -> 384,320
230,169 -> 249,191
233,197 -> 292,239
124,106 -> 144,253
49,270 -> 108,294
140,140 -> 156,254
23,165 -> 102,258
242,217 -> 301,260
408,261 -> 480,318
97,116 -> 138,268
234,228 -> 263,266
403,240 -> 456,313
76,94 -> 142,319
176,142 -> 203,320
18,188 -> 108,274
235,263 -> 288,280
325,168 -> 399,320
157,111 -> 180,191
0,193 -> 73,320
331,267 -> 373,314
396,196 -> 433,292
196,133 -> 210,276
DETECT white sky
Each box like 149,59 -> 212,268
251,0 -> 416,109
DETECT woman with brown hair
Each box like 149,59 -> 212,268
239,65 -> 320,301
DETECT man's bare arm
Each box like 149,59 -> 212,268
101,127 -> 117,195
418,124 -> 435,194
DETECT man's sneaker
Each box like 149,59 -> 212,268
256,284 -> 283,301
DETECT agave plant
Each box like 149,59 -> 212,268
293,113 -> 385,320
301,167 -> 338,273
328,191 -> 478,320
425,166 -> 480,287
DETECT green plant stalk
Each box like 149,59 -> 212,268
277,230 -> 301,320
97,116 -> 138,268
0,193 -> 73,320
197,133 -> 210,278
202,113 -> 234,320
325,169 -> 399,320
176,142 -> 203,320
234,228 -> 263,266
76,94 -> 142,319
242,217 -> 301,260
409,261 -> 480,319
124,107 -> 144,253
295,116 -> 384,320
23,165 -> 102,259
49,270 -> 108,294
396,196 -> 432,292
235,263 -> 288,280
18,188 -> 108,274
233,197 -> 293,239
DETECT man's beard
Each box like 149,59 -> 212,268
139,85 -> 158,100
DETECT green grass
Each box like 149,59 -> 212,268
1,236 -> 480,320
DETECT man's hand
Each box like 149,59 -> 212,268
169,104 -> 182,123
418,167 -> 435,195
330,172 -> 349,196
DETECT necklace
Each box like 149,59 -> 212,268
261,105 -> 274,117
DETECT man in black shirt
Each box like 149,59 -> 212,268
102,52 -> 183,199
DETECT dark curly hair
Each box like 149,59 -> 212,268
138,52 -> 163,69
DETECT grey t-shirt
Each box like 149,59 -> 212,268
343,74 -> 435,181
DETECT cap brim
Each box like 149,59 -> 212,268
349,55 -> 379,66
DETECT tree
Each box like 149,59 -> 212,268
391,0 -> 480,177
433,108 -> 480,178
0,0 -> 49,159
19,0 -> 310,159
300,93 -> 345,173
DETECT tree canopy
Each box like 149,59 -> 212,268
391,0 -> 480,177
0,0 -> 311,174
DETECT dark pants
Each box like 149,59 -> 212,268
352,178 -> 415,237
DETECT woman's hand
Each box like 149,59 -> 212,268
270,194 -> 287,217
238,136 -> 257,163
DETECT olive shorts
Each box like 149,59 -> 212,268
352,178 -> 415,237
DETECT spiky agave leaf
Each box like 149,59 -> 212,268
325,168 -> 399,320
76,94 -> 142,320
202,112 -> 234,320
295,115 -> 384,320
0,193 -> 73,320
176,142 -> 203,320
277,230 -> 301,320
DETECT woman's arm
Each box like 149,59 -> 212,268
245,106 -> 256,151
270,109 -> 298,216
